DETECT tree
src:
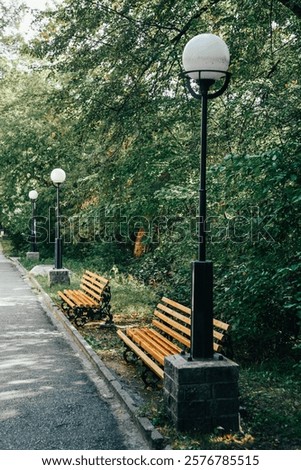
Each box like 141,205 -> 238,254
0,0 -> 299,360
0,56 -> 82,253
278,0 -> 301,19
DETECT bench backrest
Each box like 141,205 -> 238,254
80,270 -> 109,302
152,296 -> 230,353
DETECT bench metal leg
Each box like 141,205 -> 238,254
60,301 -> 71,315
95,285 -> 113,324
71,307 -> 86,326
123,347 -> 139,364
101,285 -> 113,324
60,302 -> 77,324
122,346 -> 161,388
141,366 -> 161,389
223,334 -> 234,359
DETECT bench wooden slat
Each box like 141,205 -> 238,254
156,323 -> 222,351
57,290 -> 76,308
214,318 -> 231,331
128,330 -> 166,365
82,275 -> 106,290
118,296 -> 230,382
161,297 -> 191,315
128,328 -> 179,362
57,270 -> 111,326
141,328 -> 181,355
214,330 -> 224,342
64,289 -> 96,307
156,303 -> 191,326
79,284 -> 102,301
81,278 -> 104,291
154,310 -> 191,336
152,319 -> 223,353
85,271 -> 109,285
63,290 -> 86,306
214,342 -> 223,353
74,290 -> 97,304
117,330 -> 164,379
152,318 -> 190,348
127,326 -> 183,362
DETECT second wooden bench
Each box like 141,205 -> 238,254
58,270 -> 112,326
117,296 -> 230,384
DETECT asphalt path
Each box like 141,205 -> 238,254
0,250 -> 148,450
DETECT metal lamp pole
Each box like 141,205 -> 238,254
50,168 -> 66,269
28,190 -> 38,252
182,33 -> 231,359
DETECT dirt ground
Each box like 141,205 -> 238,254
78,318 -> 164,421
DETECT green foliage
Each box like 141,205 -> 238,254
0,0 -> 300,364
210,148 -> 301,360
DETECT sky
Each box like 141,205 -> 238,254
21,0 -> 57,37
23,0 -> 51,8
1,0 -> 61,39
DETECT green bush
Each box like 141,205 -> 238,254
210,148 -> 301,362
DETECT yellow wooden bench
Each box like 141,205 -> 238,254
117,296 -> 230,383
58,270 -> 112,326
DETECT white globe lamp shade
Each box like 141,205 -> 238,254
182,33 -> 230,81
50,168 -> 66,185
28,190 -> 38,200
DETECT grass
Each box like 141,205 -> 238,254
237,365 -> 301,449
0,239 -> 15,256
9,250 -> 301,450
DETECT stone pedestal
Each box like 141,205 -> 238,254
164,353 -> 239,433
48,268 -> 70,287
26,252 -> 40,262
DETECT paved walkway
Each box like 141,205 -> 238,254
0,250 -> 148,450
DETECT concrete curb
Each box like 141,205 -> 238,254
11,258 -> 166,450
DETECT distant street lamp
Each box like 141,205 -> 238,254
182,33 -> 231,359
50,168 -> 66,269
28,190 -> 38,252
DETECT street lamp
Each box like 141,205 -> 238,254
182,33 -> 231,359
50,168 -> 66,269
28,190 -> 38,252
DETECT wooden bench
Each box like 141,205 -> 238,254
58,270 -> 112,326
117,296 -> 230,384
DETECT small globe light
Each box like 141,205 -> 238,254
182,33 -> 230,81
28,190 -> 38,200
50,168 -> 66,185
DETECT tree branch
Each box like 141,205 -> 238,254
171,8 -> 209,43
171,0 -> 224,44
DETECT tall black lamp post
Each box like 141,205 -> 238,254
28,190 -> 38,252
50,168 -> 66,269
182,33 -> 231,360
